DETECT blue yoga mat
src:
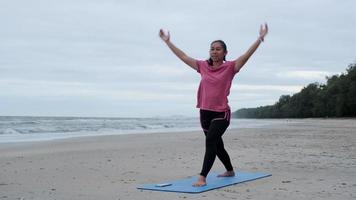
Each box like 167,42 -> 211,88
137,171 -> 271,194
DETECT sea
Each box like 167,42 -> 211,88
0,116 -> 285,143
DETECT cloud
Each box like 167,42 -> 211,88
232,84 -> 302,93
0,78 -> 197,102
276,70 -> 334,81
229,83 -> 303,109
1,0 -> 355,117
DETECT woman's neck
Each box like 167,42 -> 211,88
213,60 -> 224,67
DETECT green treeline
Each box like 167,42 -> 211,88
233,63 -> 356,118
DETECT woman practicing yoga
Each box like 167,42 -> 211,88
159,23 -> 268,187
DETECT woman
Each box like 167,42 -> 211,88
159,23 -> 268,187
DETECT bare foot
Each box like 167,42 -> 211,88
217,170 -> 235,177
192,175 -> 206,187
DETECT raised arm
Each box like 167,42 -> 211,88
159,29 -> 198,70
234,23 -> 268,73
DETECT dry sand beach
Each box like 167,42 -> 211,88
0,119 -> 355,200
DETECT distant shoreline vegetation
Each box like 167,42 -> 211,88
233,63 -> 356,118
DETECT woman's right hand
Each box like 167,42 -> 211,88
158,29 -> 198,70
159,29 -> 170,43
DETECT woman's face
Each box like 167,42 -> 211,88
209,42 -> 227,62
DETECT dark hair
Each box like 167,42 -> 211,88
207,40 -> 227,66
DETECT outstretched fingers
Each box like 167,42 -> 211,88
259,23 -> 268,39
159,29 -> 164,38
159,29 -> 170,42
263,23 -> 268,35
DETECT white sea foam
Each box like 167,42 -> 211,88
0,116 -> 289,143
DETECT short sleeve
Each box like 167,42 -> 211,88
227,61 -> 237,74
196,60 -> 206,74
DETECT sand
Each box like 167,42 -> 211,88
0,119 -> 355,200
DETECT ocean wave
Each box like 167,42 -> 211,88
0,128 -> 22,135
0,116 -> 289,143
0,116 -> 199,136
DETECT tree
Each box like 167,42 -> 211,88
233,63 -> 356,118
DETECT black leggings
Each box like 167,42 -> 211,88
199,109 -> 233,177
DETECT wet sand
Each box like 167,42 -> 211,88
0,119 -> 355,200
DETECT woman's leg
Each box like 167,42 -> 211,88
216,137 -> 234,172
199,119 -> 229,177
193,110 -> 232,186
216,137 -> 235,177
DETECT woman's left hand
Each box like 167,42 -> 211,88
259,23 -> 268,41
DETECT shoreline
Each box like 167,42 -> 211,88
0,118 -> 300,144
0,118 -> 355,200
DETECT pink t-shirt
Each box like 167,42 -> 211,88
196,60 -> 237,112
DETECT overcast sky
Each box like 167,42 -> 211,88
0,0 -> 355,117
